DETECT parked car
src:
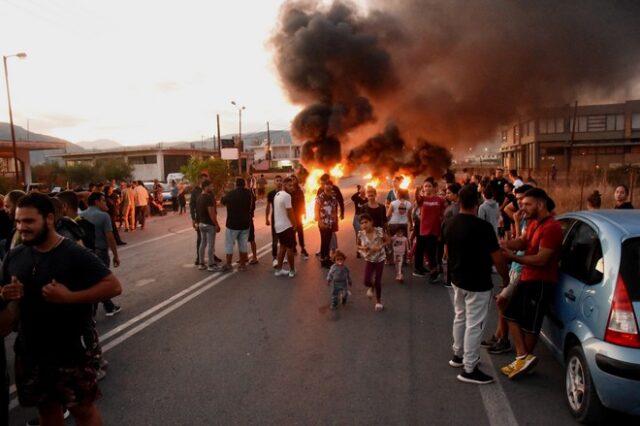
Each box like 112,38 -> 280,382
541,210 -> 640,423
143,182 -> 172,206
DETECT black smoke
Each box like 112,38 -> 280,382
272,0 -> 640,172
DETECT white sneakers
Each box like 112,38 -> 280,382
274,269 -> 296,278
366,288 -> 374,298
375,303 -> 384,312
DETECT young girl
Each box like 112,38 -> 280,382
326,250 -> 352,309
392,227 -> 410,282
357,213 -> 390,311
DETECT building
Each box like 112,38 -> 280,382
61,142 -> 215,182
500,100 -> 640,172
242,130 -> 301,170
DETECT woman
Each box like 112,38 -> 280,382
613,184 -> 634,209
351,185 -> 367,257
178,181 -> 187,214
362,186 -> 387,230
587,190 -> 602,210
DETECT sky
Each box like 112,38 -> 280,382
0,0 -> 305,146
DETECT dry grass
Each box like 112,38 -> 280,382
546,182 -> 639,213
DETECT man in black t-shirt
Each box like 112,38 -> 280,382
444,185 -> 509,385
196,180 -> 221,271
0,192 -> 121,425
265,175 -> 283,266
221,178 -> 252,272
190,172 -> 211,265
490,167 -> 507,206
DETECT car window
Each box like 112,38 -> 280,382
620,238 -> 640,301
560,221 -> 603,285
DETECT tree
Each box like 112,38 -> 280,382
181,157 -> 229,196
65,163 -> 96,187
31,162 -> 67,186
99,158 -> 133,181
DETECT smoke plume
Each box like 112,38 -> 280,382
271,0 -> 640,174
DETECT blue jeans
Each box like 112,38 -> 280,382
198,223 -> 216,266
330,281 -> 348,306
225,228 -> 249,254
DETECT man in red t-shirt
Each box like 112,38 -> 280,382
500,188 -> 563,379
413,177 -> 446,281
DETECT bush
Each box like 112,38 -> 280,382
181,158 -> 230,197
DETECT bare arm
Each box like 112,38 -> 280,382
504,246 -> 556,268
207,205 -> 219,228
490,250 -> 510,287
106,231 -> 120,267
286,207 -> 297,231
501,235 -> 527,251
265,202 -> 271,226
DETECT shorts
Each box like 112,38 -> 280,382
15,355 -> 101,408
498,268 -> 521,300
225,228 -> 250,254
503,280 -> 554,334
248,222 -> 255,243
277,227 -> 296,249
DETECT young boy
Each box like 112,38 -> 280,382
326,250 -> 352,309
392,227 -> 410,282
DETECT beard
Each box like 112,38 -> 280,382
21,222 -> 49,247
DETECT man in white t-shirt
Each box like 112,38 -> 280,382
273,177 -> 297,277
509,169 -> 524,189
134,180 -> 149,230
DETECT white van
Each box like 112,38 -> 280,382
166,172 -> 184,183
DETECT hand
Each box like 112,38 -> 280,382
192,221 -> 198,230
42,280 -> 74,303
113,256 -> 120,268
266,219 -> 270,226
2,276 -> 24,301
215,224 -> 221,233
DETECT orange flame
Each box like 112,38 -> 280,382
304,168 -> 325,225
399,174 -> 411,189
329,163 -> 345,179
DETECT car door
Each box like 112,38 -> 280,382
548,220 -> 603,348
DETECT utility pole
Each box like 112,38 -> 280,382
216,114 -> 221,158
266,121 -> 272,167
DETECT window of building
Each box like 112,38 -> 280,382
528,120 -> 535,136
570,116 -> 588,132
632,113 -> 640,130
606,114 -> 624,131
128,155 -> 157,165
501,130 -> 507,144
539,118 -> 564,134
587,115 -> 606,132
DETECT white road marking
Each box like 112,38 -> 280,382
134,278 -> 156,287
119,227 -> 193,252
446,289 -> 519,426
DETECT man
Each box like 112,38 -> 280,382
414,178 -> 446,281
290,175 -> 309,259
221,178 -> 252,272
315,180 -> 339,268
444,185 -> 509,385
273,177 -> 297,277
500,188 -> 563,379
196,180 -> 221,271
134,180 -> 149,230
266,175 -> 283,267
509,169 -> 524,189
3,190 -> 25,254
1,192 -> 121,426
490,167 -> 507,206
189,172 -> 221,266
104,185 -> 126,245
121,181 -> 136,232
316,174 -> 344,219
256,174 -> 267,201
81,192 -> 122,316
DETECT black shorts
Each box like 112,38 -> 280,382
15,355 -> 101,408
503,280 -> 554,334
248,222 -> 255,243
277,227 -> 296,249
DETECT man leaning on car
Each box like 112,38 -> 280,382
499,188 -> 564,379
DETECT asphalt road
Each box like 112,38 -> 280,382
5,186 -> 637,425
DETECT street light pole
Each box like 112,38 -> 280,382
231,101 -> 246,176
3,52 -> 27,185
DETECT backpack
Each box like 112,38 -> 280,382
75,217 -> 96,250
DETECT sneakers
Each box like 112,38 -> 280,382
219,264 -> 232,273
237,264 -> 247,272
457,367 -> 495,385
501,354 -> 538,379
214,255 -> 223,263
301,249 -> 309,260
274,269 -> 289,277
481,335 -> 498,348
272,258 -> 279,268
96,368 -> 107,381
488,339 -> 512,354
412,269 -> 427,277
207,265 -> 220,272
449,355 -> 463,368
366,287 -> 374,298
329,303 -> 337,310
105,305 -> 121,317
288,270 -> 296,278
374,303 -> 384,312
198,264 -> 207,270
249,257 -> 259,265
27,410 -> 70,425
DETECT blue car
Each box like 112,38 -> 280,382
541,210 -> 640,423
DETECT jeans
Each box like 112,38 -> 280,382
94,248 -> 117,312
330,281 -> 348,306
135,205 -> 146,228
415,234 -> 438,272
195,226 -> 202,262
225,228 -> 249,254
319,227 -> 333,259
452,285 -> 492,373
271,222 -> 278,258
198,223 -> 216,266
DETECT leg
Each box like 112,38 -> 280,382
425,235 -> 438,272
68,401 -> 103,426
198,225 -> 206,266
414,234 -> 427,272
286,247 -> 295,271
373,261 -> 384,303
238,229 -> 249,267
37,402 -> 66,426
507,320 -> 527,357
276,244 -> 287,269
195,227 -> 202,263
363,261 -> 374,288
296,216 -> 305,249
462,290 -> 492,372
271,224 -> 278,259
319,228 -> 331,260
330,285 -> 340,307
206,225 -> 215,267
224,228 -> 234,266
451,285 -> 466,359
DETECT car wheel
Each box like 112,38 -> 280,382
565,345 -> 605,423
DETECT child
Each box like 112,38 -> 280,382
357,213 -> 390,312
326,250 -> 352,309
392,227 -> 409,282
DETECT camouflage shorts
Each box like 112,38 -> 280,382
15,356 -> 101,408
